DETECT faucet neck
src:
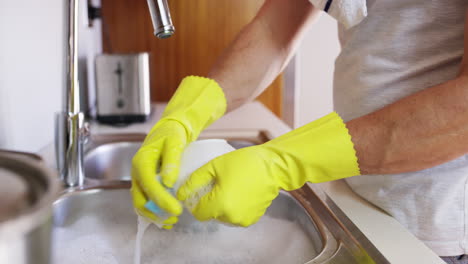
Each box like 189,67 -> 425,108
55,0 -> 86,188
64,0 -> 81,115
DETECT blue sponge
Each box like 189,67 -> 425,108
143,177 -> 175,217
144,201 -> 163,215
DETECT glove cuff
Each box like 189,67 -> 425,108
265,112 -> 360,189
159,76 -> 227,142
312,112 -> 361,180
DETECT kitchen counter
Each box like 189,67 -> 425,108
90,102 -> 291,138
45,101 -> 444,263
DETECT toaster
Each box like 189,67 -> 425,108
95,53 -> 151,124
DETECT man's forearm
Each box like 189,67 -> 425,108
347,76 -> 468,175
208,0 -> 319,112
348,9 -> 468,175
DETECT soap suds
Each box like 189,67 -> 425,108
53,210 -> 317,264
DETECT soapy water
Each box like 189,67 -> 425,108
53,140 -> 317,263
53,204 -> 317,264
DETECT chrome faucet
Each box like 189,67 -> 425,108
56,0 -> 175,187
147,0 -> 175,39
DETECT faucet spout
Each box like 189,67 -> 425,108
146,0 -> 175,39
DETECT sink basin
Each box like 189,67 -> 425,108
52,132 -> 389,264
53,186 -> 321,264
83,131 -> 271,181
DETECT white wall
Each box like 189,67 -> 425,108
0,0 -> 64,152
0,0 -> 102,153
296,14 -> 340,127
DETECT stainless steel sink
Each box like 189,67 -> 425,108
52,131 -> 389,264
83,131 -> 270,181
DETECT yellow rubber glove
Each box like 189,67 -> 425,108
131,76 -> 226,228
177,112 -> 360,227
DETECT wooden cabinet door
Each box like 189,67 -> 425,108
101,0 -> 283,117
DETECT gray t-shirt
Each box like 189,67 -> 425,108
333,0 -> 466,256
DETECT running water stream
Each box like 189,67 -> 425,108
134,216 -> 152,264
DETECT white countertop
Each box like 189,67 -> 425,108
91,102 -> 291,138
62,102 -> 444,263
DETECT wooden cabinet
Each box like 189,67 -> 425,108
101,0 -> 283,117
